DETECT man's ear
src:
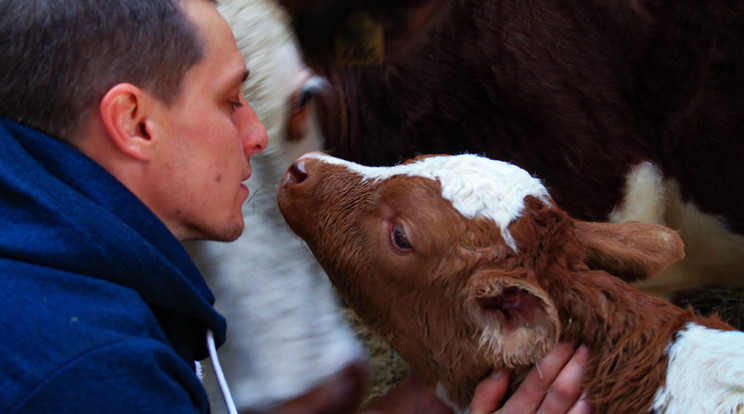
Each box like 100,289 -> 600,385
466,274 -> 559,369
99,83 -> 157,161
574,220 -> 684,283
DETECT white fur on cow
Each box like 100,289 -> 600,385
185,0 -> 366,411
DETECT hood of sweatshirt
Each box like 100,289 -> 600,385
0,117 -> 226,361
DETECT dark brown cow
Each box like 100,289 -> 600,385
276,0 -> 744,299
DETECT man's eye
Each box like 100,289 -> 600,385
229,93 -> 245,109
390,223 -> 412,252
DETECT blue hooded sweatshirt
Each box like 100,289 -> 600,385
0,118 -> 228,413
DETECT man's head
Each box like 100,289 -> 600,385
0,0 -> 268,241
0,0 -> 210,142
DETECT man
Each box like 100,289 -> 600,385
0,0 -> 586,412
0,0 -> 266,411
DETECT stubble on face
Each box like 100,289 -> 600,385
166,0 -> 252,242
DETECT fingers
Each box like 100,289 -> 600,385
536,345 -> 590,413
566,393 -> 591,414
466,343 -> 592,414
499,342 -> 578,413
470,371 -> 510,414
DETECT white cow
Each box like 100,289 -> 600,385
185,0 -> 367,412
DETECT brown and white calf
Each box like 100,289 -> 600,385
277,152 -> 744,413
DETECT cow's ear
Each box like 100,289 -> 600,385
574,221 -> 684,283
466,275 -> 559,368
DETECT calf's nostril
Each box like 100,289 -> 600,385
281,158 -> 310,184
291,159 -> 309,183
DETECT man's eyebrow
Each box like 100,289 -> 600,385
226,68 -> 250,90
223,69 -> 249,97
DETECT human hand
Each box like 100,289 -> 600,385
360,342 -> 589,414
470,343 -> 590,414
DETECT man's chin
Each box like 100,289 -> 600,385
182,220 -> 244,242
215,221 -> 245,242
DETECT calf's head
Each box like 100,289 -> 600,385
277,152 -> 683,410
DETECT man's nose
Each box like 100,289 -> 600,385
238,99 -> 268,155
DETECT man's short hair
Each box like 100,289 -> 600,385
0,0 -> 216,142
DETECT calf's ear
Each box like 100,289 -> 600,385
574,220 -> 684,283
466,275 -> 559,368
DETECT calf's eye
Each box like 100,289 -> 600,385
390,223 -> 412,252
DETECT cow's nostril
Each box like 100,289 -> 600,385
281,158 -> 309,184
291,159 -> 309,183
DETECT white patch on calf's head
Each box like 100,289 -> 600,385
304,153 -> 550,251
